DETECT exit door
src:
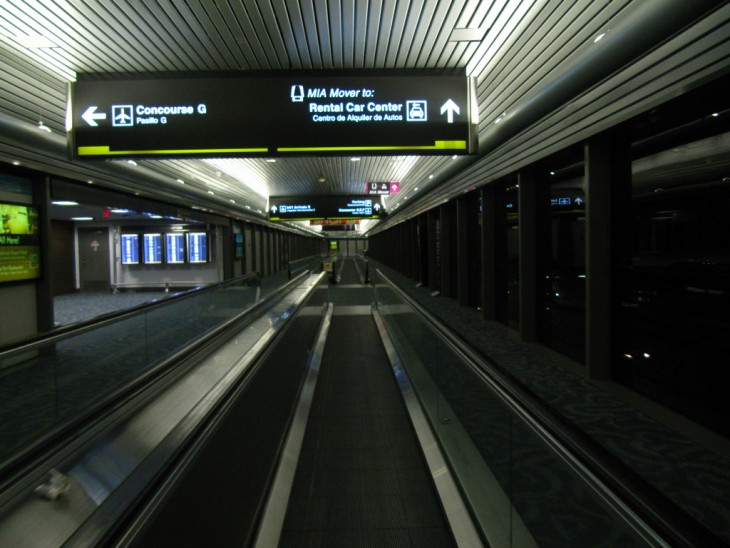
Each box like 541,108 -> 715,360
78,227 -> 110,291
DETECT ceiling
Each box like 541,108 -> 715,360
1,1 -> 728,236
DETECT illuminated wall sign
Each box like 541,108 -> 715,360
68,70 -> 477,159
269,195 -> 384,221
0,202 -> 41,283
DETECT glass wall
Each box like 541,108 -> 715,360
615,76 -> 730,437
537,156 -> 586,364
504,181 -> 520,329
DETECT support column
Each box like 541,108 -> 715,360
427,210 -> 439,293
440,203 -> 452,298
35,175 -> 54,333
518,167 -> 540,341
585,134 -> 632,379
418,215 -> 428,286
456,195 -> 470,306
481,186 -> 499,321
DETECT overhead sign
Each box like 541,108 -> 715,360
269,195 -> 384,221
310,219 -> 360,226
68,70 -> 477,159
367,182 -> 391,195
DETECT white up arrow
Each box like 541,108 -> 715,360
440,99 -> 460,123
82,106 -> 107,127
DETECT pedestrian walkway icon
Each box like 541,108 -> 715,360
112,105 -> 133,127
407,101 -> 427,122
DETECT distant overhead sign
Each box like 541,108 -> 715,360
269,196 -> 384,221
68,70 -> 477,159
367,182 -> 392,195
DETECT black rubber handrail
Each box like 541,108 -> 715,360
375,267 -> 721,548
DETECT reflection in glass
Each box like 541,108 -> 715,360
616,132 -> 730,437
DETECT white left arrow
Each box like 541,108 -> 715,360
440,99 -> 460,123
82,106 -> 107,127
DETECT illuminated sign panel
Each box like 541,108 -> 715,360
68,71 -> 476,159
269,196 -> 384,221
0,203 -> 41,283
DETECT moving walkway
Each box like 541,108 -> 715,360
0,258 -> 719,546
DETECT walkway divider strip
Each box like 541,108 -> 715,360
372,305 -> 484,548
253,302 -> 334,548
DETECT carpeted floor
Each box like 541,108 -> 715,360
54,291 -> 172,326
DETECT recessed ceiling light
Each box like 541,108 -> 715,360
449,27 -> 487,43
127,160 -> 137,166
207,190 -> 214,195
594,32 -> 607,43
110,208 -> 129,214
12,161 -> 20,166
176,178 -> 185,184
351,157 -> 361,162
71,217 -> 93,221
265,159 -> 277,163
37,121 -> 51,132
52,200 -> 78,206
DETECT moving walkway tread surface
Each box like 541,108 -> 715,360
279,313 -> 456,547
336,257 -> 362,285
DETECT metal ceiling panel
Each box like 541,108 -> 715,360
1,0 -> 727,235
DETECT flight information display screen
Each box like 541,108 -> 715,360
120,234 -> 139,265
187,232 -> 208,263
165,233 -> 185,263
68,70 -> 477,159
143,233 -> 162,264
